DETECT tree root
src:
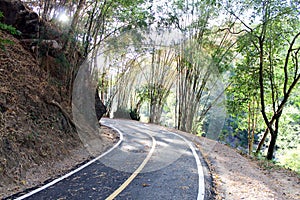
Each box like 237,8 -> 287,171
47,100 -> 76,131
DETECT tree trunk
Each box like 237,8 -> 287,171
47,100 -> 76,131
83,2 -> 97,57
256,127 -> 268,154
266,131 -> 277,160
95,88 -> 107,121
250,103 -> 257,155
247,101 -> 252,154
42,0 -> 50,20
266,114 -> 281,160
63,0 -> 85,53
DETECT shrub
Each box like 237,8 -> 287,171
0,11 -> 20,49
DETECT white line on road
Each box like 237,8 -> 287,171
15,126 -> 124,200
104,119 -> 205,199
168,131 -> 205,200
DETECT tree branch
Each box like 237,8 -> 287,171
283,31 -> 300,95
218,27 -> 248,35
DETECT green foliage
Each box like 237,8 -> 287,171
77,0 -> 152,55
223,0 -> 300,162
0,11 -> 20,49
223,0 -> 300,159
255,149 -> 300,174
98,74 -> 109,93
0,12 -> 19,35
55,54 -> 70,69
129,108 -> 140,121
0,38 -> 14,49
278,147 -> 300,173
273,104 -> 300,172
137,84 -> 169,104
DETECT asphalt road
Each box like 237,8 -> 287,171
9,118 -> 208,200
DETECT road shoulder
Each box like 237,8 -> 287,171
162,126 -> 216,199
197,137 -> 300,200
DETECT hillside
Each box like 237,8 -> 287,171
0,28 -> 116,198
0,28 -> 79,194
0,1 -> 115,197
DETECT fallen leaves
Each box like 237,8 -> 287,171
142,183 -> 150,187
180,186 -> 189,190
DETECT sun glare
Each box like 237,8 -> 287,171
58,13 -> 69,23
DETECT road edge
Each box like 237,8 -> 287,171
5,126 -> 123,200
163,127 -> 217,200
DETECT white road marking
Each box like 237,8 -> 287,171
15,119 -> 205,200
168,131 -> 205,200
106,120 -> 205,200
15,126 -> 123,200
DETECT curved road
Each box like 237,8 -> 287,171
11,118 -> 207,200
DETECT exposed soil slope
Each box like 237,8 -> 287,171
198,137 -> 300,200
0,31 -> 118,198
0,29 -> 82,194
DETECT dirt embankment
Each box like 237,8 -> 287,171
0,30 -> 118,198
0,0 -> 117,197
198,137 -> 300,200
0,28 -> 78,196
0,31 -> 117,199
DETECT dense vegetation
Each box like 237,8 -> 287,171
2,0 -> 299,173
